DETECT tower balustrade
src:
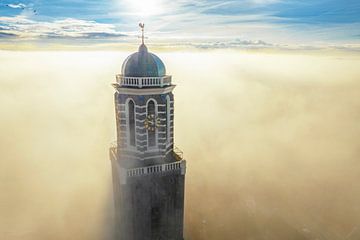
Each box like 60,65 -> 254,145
127,160 -> 186,177
116,74 -> 172,88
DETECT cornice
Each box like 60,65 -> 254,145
112,84 -> 176,95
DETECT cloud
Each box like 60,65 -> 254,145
0,32 -> 18,38
0,16 -> 127,40
190,38 -> 274,49
250,0 -> 281,4
6,3 -> 26,9
152,38 -> 360,52
1,50 -> 360,239
84,32 -> 127,38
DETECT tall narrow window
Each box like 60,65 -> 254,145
166,96 -> 170,143
147,100 -> 156,147
128,100 -> 136,147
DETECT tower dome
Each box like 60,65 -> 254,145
121,43 -> 166,77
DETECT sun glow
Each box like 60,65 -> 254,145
122,0 -> 165,17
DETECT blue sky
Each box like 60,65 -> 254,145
0,0 -> 359,47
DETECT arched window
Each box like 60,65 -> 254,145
128,99 -> 136,147
166,96 -> 170,143
147,100 -> 156,147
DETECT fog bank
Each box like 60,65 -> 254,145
1,50 -> 360,239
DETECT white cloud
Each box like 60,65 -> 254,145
0,16 -> 127,39
174,38 -> 274,49
6,3 -> 26,9
249,0 -> 281,5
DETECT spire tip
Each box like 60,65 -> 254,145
139,23 -> 145,45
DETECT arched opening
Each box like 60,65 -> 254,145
128,99 -> 136,147
147,100 -> 156,147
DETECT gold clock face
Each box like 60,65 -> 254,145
144,114 -> 160,131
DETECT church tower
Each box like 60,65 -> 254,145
110,24 -> 186,240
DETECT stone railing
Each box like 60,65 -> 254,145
116,74 -> 172,88
127,160 -> 186,177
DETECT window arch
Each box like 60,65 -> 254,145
147,99 -> 156,147
127,99 -> 136,147
166,96 -> 171,143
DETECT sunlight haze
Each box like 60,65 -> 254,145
1,49 -> 360,239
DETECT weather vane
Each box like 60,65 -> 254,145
139,23 -> 145,44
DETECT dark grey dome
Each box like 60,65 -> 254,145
121,44 -> 166,77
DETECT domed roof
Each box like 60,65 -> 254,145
121,44 -> 166,77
